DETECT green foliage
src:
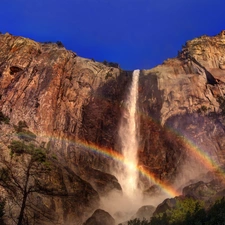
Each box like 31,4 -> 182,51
0,168 -> 9,182
168,198 -> 204,224
102,60 -> 119,68
8,140 -> 27,155
206,197 -> 225,225
150,212 -> 168,225
1,138 -> 52,224
0,111 -> 10,124
8,140 -> 48,164
31,147 -> 46,163
129,198 -> 225,225
150,198 -> 204,225
148,197 -> 225,225
201,105 -> 207,113
128,218 -> 151,225
197,105 -> 208,114
217,96 -> 225,115
51,154 -> 58,160
14,121 -> 36,142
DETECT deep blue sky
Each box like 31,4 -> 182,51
0,0 -> 224,70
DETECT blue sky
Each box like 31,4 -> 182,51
0,0 -> 224,70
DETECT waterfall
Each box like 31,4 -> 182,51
101,70 -> 141,223
118,69 -> 140,198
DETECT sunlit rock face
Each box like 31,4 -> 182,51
0,33 -> 130,224
138,31 -> 225,184
1,31 -> 225,224
0,33 -> 132,171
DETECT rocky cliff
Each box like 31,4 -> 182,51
139,31 -> 225,184
0,31 -> 225,224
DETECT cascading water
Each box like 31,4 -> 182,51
101,70 -> 142,223
118,69 -> 140,198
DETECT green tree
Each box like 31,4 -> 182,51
217,96 -> 225,115
0,140 -> 51,225
128,218 -> 151,225
150,212 -> 169,225
206,197 -> 225,225
168,198 -> 204,225
150,198 -> 204,225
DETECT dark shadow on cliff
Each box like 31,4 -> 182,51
139,71 -> 164,122
190,56 -> 217,85
137,71 -> 184,185
78,69 -> 133,152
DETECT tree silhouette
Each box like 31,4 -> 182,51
0,140 -> 51,225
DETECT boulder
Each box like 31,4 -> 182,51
132,205 -> 155,220
84,209 -> 115,225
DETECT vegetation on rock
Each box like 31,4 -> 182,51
13,121 -> 37,142
0,111 -> 10,124
217,95 -> 225,115
128,197 -> 225,225
0,140 -> 51,225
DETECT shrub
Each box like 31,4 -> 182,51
0,111 -> 10,124
8,140 -> 47,163
217,96 -> 225,115
128,218 -> 151,225
56,41 -> 64,48
168,198 -> 204,224
8,140 -> 27,155
201,105 -> 207,113
15,120 -> 28,132
150,198 -> 204,225
206,197 -> 225,225
14,121 -> 36,142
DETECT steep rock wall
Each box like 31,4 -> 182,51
138,31 -> 225,183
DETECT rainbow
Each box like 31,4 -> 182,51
16,124 -> 225,198
137,112 -> 225,182
34,133 -> 182,197
165,126 -> 225,181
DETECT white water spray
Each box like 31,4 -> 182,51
118,69 -> 140,198
101,70 -> 142,223
101,70 -> 165,223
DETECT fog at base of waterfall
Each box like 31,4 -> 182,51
99,69 -> 162,224
100,189 -> 169,224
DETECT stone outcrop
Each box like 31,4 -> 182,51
83,209 -> 115,225
79,166 -> 122,196
132,205 -> 156,221
183,178 -> 225,205
153,197 -> 179,216
153,176 -> 225,218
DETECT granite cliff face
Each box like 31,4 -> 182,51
138,31 -> 225,183
0,31 -> 225,224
